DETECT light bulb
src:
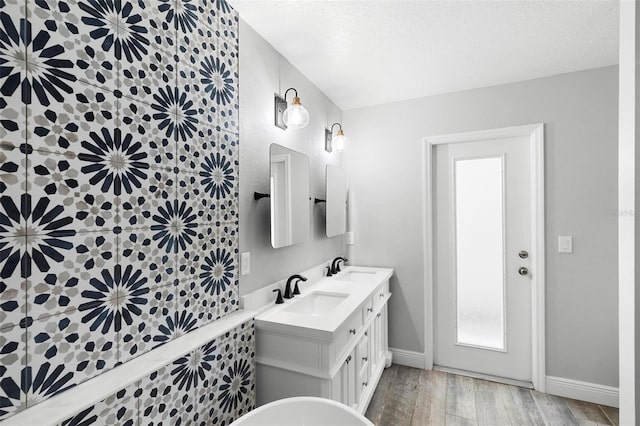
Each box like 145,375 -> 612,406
332,129 -> 349,152
283,96 -> 310,129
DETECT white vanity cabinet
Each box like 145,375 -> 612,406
254,268 -> 392,414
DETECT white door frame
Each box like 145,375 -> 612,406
422,123 -> 546,392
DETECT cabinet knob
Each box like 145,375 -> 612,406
376,313 -> 381,318
346,355 -> 352,364
362,356 -> 368,362
349,328 -> 356,335
380,293 -> 384,298
363,382 -> 368,387
367,308 -> 373,313
364,331 -> 368,337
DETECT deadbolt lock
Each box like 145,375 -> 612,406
518,250 -> 529,259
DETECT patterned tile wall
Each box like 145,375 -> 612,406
58,321 -> 255,426
0,0 -> 241,421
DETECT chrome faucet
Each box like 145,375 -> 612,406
330,257 -> 348,275
285,274 -> 307,299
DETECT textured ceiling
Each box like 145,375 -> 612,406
230,0 -> 619,110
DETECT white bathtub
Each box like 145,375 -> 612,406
230,397 -> 374,426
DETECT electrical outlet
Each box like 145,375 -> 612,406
241,252 -> 251,275
346,232 -> 355,245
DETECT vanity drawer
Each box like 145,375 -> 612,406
362,297 -> 374,322
336,312 -> 363,357
373,280 -> 390,310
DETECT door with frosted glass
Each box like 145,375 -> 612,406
434,136 -> 532,383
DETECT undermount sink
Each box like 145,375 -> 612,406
339,270 -> 378,282
283,291 -> 349,316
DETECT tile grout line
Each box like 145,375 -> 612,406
598,404 -> 616,426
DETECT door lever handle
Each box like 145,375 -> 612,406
518,267 -> 529,276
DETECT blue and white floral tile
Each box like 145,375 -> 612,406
176,226 -> 237,317
120,49 -> 176,109
0,323 -> 27,421
177,62 -> 217,128
213,0 -> 239,34
176,132 -> 238,225
58,381 -> 139,426
232,321 -> 256,420
177,0 -> 217,33
217,326 -> 252,425
209,159 -> 239,225
138,363 -> 195,426
119,227 -> 175,288
176,171 -> 213,225
26,230 -> 117,323
175,224 -> 213,278
118,0 -> 177,108
119,283 -> 176,364
176,124 -> 215,176
0,143 -> 28,330
26,307 -> 117,406
177,27 -> 218,74
176,274 -> 219,330
80,262 -> 166,363
203,149 -> 238,221
27,0 -> 118,94
0,84 -> 28,166
214,221 -> 238,251
25,150 -> 118,232
213,229 -> 239,320
125,0 -> 178,56
0,276 -> 26,331
211,39 -> 238,135
194,331 -> 235,426
191,338 -> 218,425
217,130 -> 239,164
119,96 -> 176,172
26,80 -> 118,157
116,167 -> 175,229
174,89 -> 203,158
215,9 -> 239,55
177,49 -> 238,137
129,195 -> 201,263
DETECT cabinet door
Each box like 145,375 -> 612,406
371,316 -> 379,366
373,310 -> 384,364
339,348 -> 357,407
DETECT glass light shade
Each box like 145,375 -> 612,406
332,129 -> 349,152
283,96 -> 310,129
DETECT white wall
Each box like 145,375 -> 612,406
344,66 -> 619,388
238,20 -> 345,295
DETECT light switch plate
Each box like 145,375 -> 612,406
558,236 -> 573,254
241,252 -> 251,275
346,232 -> 355,245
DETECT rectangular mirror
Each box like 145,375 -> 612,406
326,165 -> 347,237
270,144 -> 310,248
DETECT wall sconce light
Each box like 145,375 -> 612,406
274,88 -> 310,130
325,122 -> 349,152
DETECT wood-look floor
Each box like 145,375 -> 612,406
365,365 -> 619,426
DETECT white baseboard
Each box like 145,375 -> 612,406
546,376 -> 619,408
389,348 -> 425,369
